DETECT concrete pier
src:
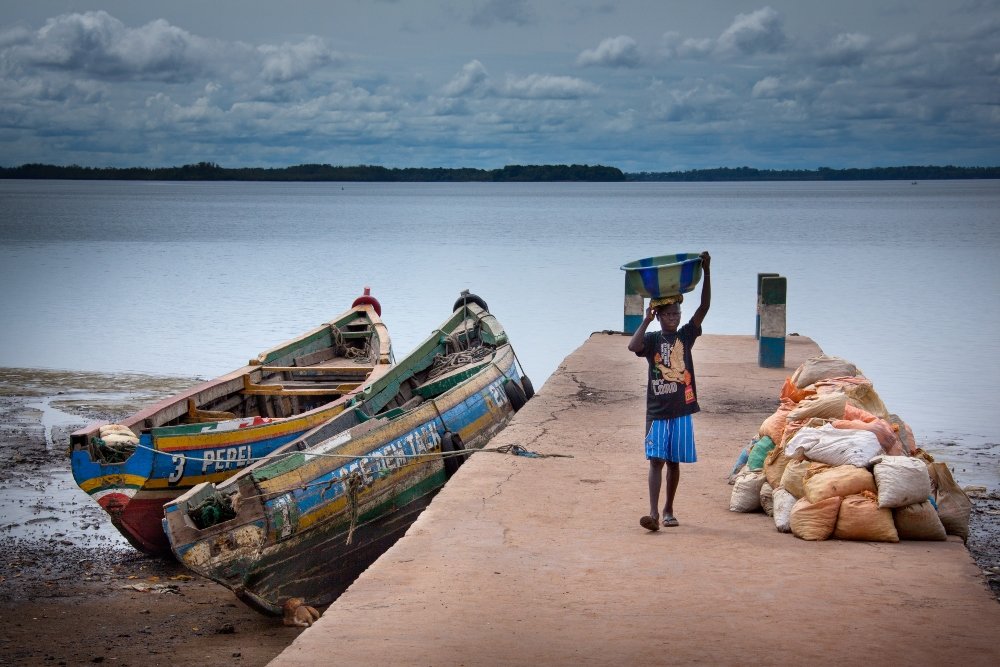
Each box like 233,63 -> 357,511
270,334 -> 1000,666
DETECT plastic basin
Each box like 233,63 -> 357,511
620,253 -> 703,298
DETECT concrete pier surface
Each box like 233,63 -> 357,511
270,334 -> 1000,666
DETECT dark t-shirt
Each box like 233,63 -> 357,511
635,322 -> 702,421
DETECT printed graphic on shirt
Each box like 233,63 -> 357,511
652,338 -> 695,403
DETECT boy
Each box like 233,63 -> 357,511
627,251 -> 711,531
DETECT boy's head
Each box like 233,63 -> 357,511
655,303 -> 682,332
650,295 -> 683,333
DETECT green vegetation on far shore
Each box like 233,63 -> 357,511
1,162 -> 997,182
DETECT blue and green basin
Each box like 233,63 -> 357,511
620,253 -> 703,298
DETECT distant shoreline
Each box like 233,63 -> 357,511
1,162 -> 998,182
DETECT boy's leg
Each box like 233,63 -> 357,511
647,458 -> 664,521
663,461 -> 680,524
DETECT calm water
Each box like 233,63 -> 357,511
1,179 -> 998,484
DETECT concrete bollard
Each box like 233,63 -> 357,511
758,275 -> 786,368
756,272 -> 779,340
623,278 -> 644,334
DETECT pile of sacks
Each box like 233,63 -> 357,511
729,354 -> 973,543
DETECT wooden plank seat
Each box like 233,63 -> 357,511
187,399 -> 237,423
242,374 -> 360,397
260,365 -> 373,375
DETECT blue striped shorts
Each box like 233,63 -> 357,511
645,415 -> 697,463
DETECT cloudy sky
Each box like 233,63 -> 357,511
1,1 -> 998,171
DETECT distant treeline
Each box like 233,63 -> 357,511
627,165 -> 1000,181
0,162 -> 626,182
1,162 -> 997,182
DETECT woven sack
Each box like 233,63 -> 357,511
747,436 -> 776,471
100,432 -> 139,446
787,392 -> 848,421
764,445 -> 789,489
779,459 -> 817,499
893,501 -> 947,541
785,423 -> 882,468
834,491 -> 899,542
772,488 -> 797,533
99,424 -> 136,437
803,465 -> 877,504
872,455 -> 933,509
791,355 -> 859,388
730,471 -> 766,512
760,482 -> 774,517
790,496 -> 842,541
759,399 -> 795,446
926,462 -> 972,541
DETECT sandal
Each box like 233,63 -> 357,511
639,515 -> 660,532
662,515 -> 679,527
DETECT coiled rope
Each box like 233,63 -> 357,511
330,325 -> 373,362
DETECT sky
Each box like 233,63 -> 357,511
1,1 -> 998,171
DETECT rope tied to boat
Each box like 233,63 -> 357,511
343,471 -> 364,545
427,344 -> 493,380
189,491 -> 236,529
131,440 -> 573,467
490,443 -> 573,459
88,436 -> 135,464
330,325 -> 373,363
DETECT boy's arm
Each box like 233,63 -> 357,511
690,251 -> 711,329
627,305 -> 656,354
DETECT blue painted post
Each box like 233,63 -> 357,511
624,276 -> 643,334
758,276 -> 786,368
756,272 -> 779,340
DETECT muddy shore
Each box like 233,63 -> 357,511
0,368 -> 310,667
0,367 -> 997,666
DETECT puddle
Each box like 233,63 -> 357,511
0,465 -> 130,546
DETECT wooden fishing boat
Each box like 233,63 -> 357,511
69,289 -> 392,556
162,293 -> 533,615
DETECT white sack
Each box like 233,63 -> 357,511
872,455 -> 933,509
772,487 -> 797,533
784,423 -> 882,468
730,470 -> 766,512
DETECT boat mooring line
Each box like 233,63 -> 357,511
129,440 -> 572,466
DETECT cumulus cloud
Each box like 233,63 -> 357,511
576,35 -> 641,68
443,60 -> 491,97
258,36 -> 342,83
652,81 -> 735,122
501,73 -> 599,99
751,75 -> 816,99
662,6 -> 786,60
2,11 -> 342,86
14,11 -> 216,82
816,32 -> 872,67
469,0 -> 534,27
716,6 -> 786,56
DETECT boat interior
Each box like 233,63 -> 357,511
185,323 -> 378,424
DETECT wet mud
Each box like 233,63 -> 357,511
0,368 -> 308,666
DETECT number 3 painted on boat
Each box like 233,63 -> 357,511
168,454 -> 186,484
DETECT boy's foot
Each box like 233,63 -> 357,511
639,515 -> 660,532
662,515 -> 679,527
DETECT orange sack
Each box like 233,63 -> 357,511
834,491 -> 899,542
759,398 -> 796,445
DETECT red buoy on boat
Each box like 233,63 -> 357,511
352,286 -> 381,316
